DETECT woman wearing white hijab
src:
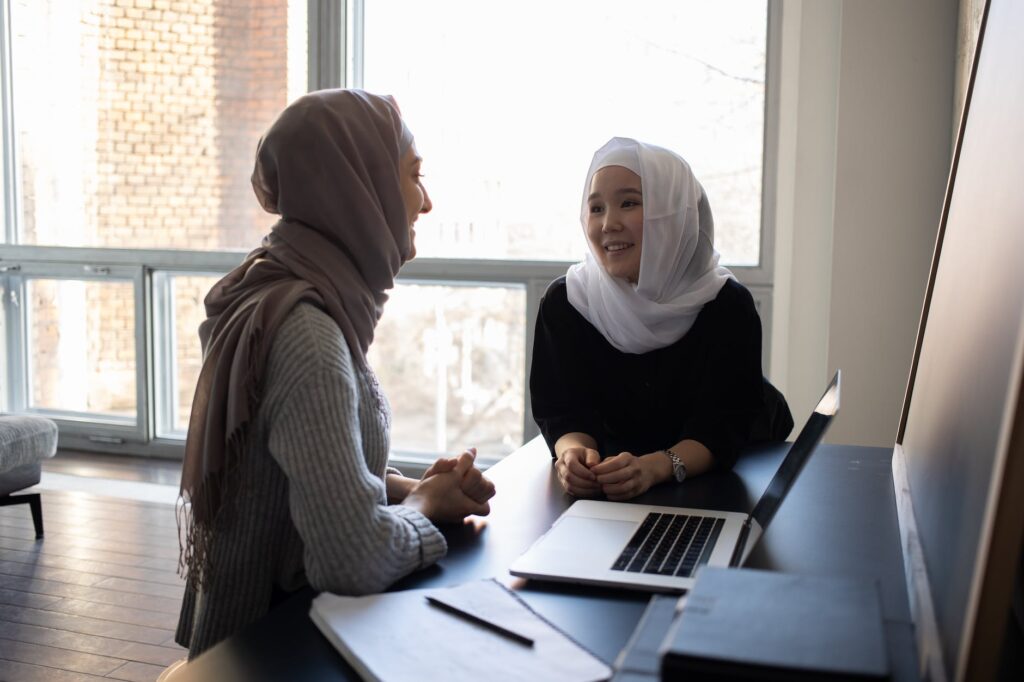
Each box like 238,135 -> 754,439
531,137 -> 792,500
174,90 -> 495,658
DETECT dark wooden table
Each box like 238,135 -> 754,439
177,437 -> 919,681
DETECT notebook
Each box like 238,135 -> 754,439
509,371 -> 841,593
660,567 -> 888,680
309,578 -> 612,682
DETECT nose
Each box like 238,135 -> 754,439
421,186 -> 433,214
601,208 -> 622,232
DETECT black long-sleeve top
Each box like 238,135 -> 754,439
530,277 -> 793,470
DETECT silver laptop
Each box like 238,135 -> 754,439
510,371 -> 841,593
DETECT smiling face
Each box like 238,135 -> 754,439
586,165 -> 644,283
399,146 -> 433,260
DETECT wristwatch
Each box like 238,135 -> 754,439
663,448 -> 687,483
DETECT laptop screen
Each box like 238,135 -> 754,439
748,371 -> 841,531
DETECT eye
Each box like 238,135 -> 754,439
589,204 -> 604,214
622,199 -> 641,208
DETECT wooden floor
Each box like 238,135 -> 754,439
0,463 -> 186,681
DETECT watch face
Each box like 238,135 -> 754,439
667,454 -> 686,482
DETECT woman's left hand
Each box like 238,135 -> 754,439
591,452 -> 658,501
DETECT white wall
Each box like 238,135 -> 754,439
772,0 -> 958,446
769,0 -> 842,433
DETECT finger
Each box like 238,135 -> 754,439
423,457 -> 456,478
566,458 -> 596,481
565,471 -> 601,491
453,452 -> 474,477
595,466 -> 636,484
584,449 -> 602,468
452,487 -> 490,517
462,473 -> 491,502
568,484 -> 601,498
462,466 -> 483,486
468,475 -> 496,500
600,480 -> 634,495
559,449 -> 583,466
601,480 -> 640,498
482,479 -> 496,500
590,455 -> 628,475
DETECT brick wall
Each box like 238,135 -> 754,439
19,0 -> 294,416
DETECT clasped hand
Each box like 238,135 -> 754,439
556,448 -> 656,502
406,448 -> 496,523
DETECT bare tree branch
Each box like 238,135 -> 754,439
633,33 -> 765,85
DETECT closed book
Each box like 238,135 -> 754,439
660,567 -> 888,681
611,595 -> 679,681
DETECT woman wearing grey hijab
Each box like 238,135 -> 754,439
174,89 -> 495,658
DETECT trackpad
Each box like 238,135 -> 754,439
545,516 -> 638,558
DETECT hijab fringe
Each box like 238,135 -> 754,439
177,328 -> 263,590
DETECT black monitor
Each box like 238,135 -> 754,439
895,1 -> 1024,680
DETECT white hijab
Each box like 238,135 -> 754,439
566,137 -> 734,354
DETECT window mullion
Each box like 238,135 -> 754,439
0,0 -> 19,244
2,272 -> 27,411
523,277 -> 550,443
138,266 -> 154,443
151,272 -> 174,440
759,0 -> 783,283
309,0 -> 345,90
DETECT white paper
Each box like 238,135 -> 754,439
309,579 -> 612,682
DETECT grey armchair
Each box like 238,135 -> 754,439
0,414 -> 58,538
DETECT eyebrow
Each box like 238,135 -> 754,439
587,187 -> 642,202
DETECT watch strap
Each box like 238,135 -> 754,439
663,448 -> 687,483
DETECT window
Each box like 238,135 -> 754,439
27,278 -> 137,420
0,1 -> 776,463
6,0 -> 307,250
361,0 -> 768,265
369,282 -> 526,459
360,0 -> 772,459
152,271 -> 222,437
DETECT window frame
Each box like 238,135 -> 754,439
0,0 -> 781,464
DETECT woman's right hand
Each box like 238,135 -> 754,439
555,447 -> 602,497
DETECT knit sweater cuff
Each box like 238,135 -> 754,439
391,505 -> 447,567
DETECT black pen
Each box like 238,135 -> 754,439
425,595 -> 535,647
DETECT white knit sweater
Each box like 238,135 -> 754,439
175,303 -> 447,657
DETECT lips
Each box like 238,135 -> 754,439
603,242 -> 634,253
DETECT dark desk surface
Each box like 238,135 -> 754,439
178,438 -> 919,681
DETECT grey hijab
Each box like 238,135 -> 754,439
179,89 -> 412,586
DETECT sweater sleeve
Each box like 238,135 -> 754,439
266,326 -> 446,596
529,282 -> 605,456
676,284 -> 766,469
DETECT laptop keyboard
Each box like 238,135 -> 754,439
610,512 -> 724,577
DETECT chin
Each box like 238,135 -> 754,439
604,264 -> 637,282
